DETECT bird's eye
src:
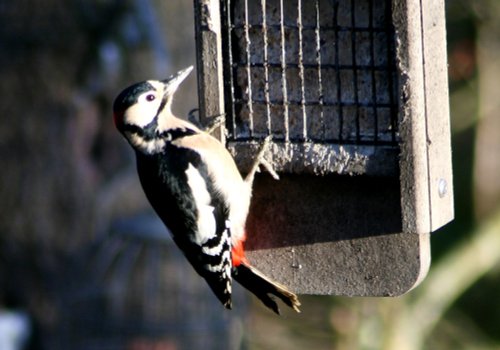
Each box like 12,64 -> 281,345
146,94 -> 156,102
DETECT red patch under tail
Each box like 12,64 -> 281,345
231,232 -> 248,267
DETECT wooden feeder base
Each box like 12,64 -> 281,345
245,174 -> 430,295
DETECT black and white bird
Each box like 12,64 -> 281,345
112,66 -> 300,314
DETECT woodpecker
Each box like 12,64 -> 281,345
113,66 -> 300,314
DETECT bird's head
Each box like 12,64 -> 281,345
112,66 -> 193,134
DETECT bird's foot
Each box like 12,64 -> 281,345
245,135 -> 279,184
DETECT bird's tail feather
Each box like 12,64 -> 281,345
233,263 -> 301,314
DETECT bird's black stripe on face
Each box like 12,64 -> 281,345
159,128 -> 198,140
122,124 -> 198,142
123,120 -> 158,140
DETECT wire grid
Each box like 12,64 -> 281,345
222,0 -> 398,145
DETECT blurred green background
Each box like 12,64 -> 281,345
1,1 -> 499,349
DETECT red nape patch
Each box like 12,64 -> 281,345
231,234 -> 248,267
113,112 -> 121,128
113,113 -> 119,127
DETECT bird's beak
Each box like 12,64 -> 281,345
162,66 -> 194,98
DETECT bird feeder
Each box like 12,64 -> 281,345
194,0 -> 453,296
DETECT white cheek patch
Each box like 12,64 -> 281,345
124,99 -> 161,127
123,81 -> 164,128
185,163 -> 217,245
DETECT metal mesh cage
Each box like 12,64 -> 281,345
222,0 -> 398,146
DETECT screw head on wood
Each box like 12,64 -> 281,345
438,178 -> 447,198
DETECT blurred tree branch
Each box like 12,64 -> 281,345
473,0 -> 500,220
381,3 -> 500,348
385,205 -> 500,350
